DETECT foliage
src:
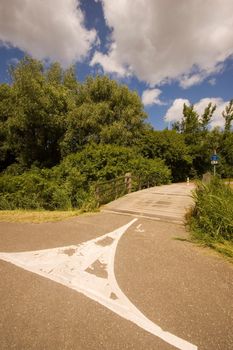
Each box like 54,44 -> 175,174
0,83 -> 15,169
172,101 -> 233,178
2,57 -> 70,168
220,130 -> 233,178
222,99 -> 233,133
189,178 -> 233,242
0,144 -> 170,210
0,56 -> 232,212
0,58 -> 147,169
136,129 -> 192,181
60,76 -> 147,156
0,169 -> 72,210
60,143 -> 170,182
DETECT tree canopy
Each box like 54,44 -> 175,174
0,57 -> 147,169
0,56 -> 232,210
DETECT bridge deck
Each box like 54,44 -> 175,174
102,182 -> 195,224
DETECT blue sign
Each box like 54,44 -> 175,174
211,155 -> 219,161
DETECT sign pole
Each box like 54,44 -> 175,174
211,150 -> 218,177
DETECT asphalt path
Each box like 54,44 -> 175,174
102,182 -> 195,223
0,184 -> 233,350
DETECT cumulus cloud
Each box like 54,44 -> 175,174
195,98 -> 228,128
141,88 -> 164,106
179,64 -> 224,89
91,43 -> 128,76
164,99 -> 190,123
92,0 -> 233,87
0,0 -> 96,66
164,97 -> 228,128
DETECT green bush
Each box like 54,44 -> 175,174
189,178 -> 233,242
0,170 -> 73,210
0,144 -> 171,210
60,143 -> 171,184
128,157 -> 171,187
60,144 -> 137,182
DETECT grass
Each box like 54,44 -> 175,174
223,178 -> 233,189
187,178 -> 233,261
189,226 -> 233,261
0,209 -> 82,223
208,240 -> 233,259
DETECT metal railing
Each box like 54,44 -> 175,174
94,173 -> 159,206
95,176 -> 128,206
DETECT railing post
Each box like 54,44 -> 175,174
125,173 -> 132,193
138,176 -> 141,190
114,179 -> 118,199
95,185 -> 100,207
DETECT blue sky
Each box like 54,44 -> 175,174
0,0 -> 233,130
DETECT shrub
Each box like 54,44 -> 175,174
0,144 -> 171,210
189,178 -> 233,242
0,170 -> 72,210
60,143 -> 171,184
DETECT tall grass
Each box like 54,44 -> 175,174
188,177 -> 233,258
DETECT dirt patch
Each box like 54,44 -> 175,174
62,248 -> 76,256
110,292 -> 118,300
85,260 -> 108,279
95,236 -> 114,247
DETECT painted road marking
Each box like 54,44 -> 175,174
135,223 -> 145,232
0,219 -> 197,350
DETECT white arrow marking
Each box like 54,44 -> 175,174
0,219 -> 197,350
135,223 -> 145,232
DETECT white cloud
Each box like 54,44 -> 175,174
164,99 -> 190,123
92,0 -> 233,87
208,78 -> 217,86
195,98 -> 228,128
179,64 -> 224,89
142,89 -> 164,106
91,43 -> 128,76
164,97 -> 228,128
179,74 -> 205,89
0,0 -> 96,66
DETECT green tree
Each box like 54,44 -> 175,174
46,62 -> 63,85
181,104 -> 200,144
60,76 -> 147,156
63,66 -> 78,91
0,83 -> 14,170
200,103 -> 216,133
6,57 -> 69,167
171,102 -> 218,177
222,99 -> 233,132
220,130 -> 233,177
136,129 -> 192,181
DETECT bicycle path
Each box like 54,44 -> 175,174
0,183 -> 232,350
102,182 -> 195,223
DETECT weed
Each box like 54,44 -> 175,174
187,177 -> 233,260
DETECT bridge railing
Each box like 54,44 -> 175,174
94,173 -> 158,206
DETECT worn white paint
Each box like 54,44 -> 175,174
135,223 -> 145,233
0,219 -> 197,350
